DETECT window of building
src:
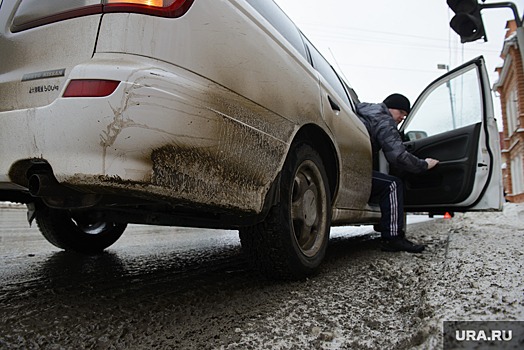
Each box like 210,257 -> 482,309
506,88 -> 519,134
510,154 -> 523,194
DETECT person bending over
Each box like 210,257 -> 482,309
357,93 -> 439,253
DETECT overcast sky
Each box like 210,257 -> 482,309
274,0 -> 524,125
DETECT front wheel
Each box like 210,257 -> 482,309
239,143 -> 332,279
36,207 -> 127,254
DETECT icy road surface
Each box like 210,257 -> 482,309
0,204 -> 522,349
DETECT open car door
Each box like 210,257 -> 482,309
397,56 -> 503,213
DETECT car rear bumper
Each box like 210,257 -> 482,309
0,54 -> 293,213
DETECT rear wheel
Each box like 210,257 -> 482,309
239,143 -> 332,279
36,207 -> 126,253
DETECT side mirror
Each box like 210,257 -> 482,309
405,131 -> 428,141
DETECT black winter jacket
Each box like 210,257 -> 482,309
356,102 -> 427,174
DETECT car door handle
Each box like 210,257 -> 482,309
327,95 -> 340,113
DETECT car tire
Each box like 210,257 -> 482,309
239,142 -> 332,279
36,207 -> 127,254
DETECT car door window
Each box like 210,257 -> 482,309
404,67 -> 482,139
303,38 -> 351,108
245,0 -> 307,60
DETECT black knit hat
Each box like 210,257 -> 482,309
383,93 -> 411,114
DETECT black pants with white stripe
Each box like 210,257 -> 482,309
371,171 -> 404,239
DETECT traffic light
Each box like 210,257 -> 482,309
447,0 -> 487,43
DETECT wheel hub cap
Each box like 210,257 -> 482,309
302,189 -> 317,227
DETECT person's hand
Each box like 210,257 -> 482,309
425,158 -> 439,170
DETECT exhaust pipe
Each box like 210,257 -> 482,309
28,173 -> 63,197
27,172 -> 100,208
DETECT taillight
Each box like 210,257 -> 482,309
104,0 -> 195,17
12,0 -> 194,33
63,80 -> 120,98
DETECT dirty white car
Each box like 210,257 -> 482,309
0,0 -> 503,279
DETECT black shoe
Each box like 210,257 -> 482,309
381,237 -> 425,253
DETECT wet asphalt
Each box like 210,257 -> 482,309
0,206 -> 381,349
3,205 -> 521,349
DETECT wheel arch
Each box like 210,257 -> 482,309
238,123 -> 340,227
292,124 -> 339,203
